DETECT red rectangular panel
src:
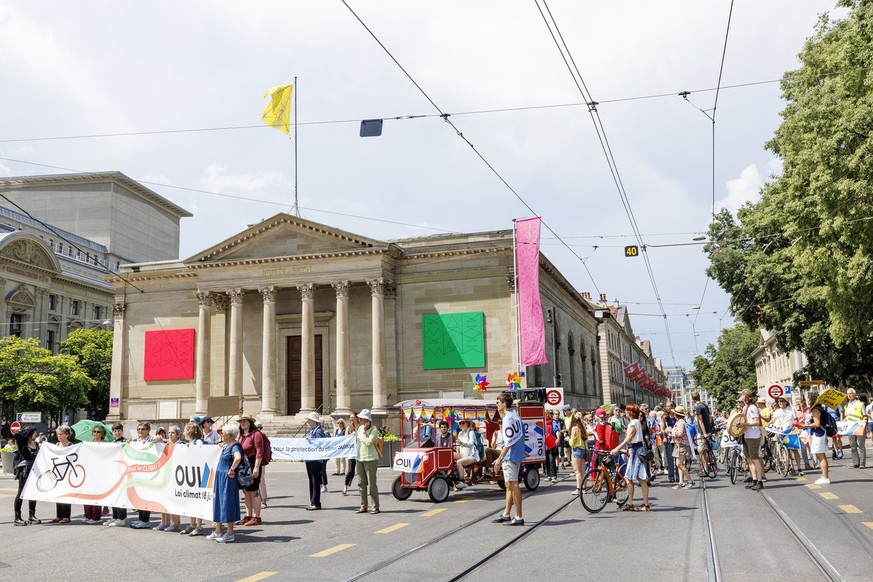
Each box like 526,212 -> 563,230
143,329 -> 195,381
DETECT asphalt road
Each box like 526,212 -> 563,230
1,444 -> 871,582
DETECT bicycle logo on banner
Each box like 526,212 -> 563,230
36,453 -> 87,492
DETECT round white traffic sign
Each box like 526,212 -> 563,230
545,389 -> 562,406
10,421 -> 21,435
767,384 -> 784,399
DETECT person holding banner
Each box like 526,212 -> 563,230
492,392 -> 525,527
181,422 -> 207,536
343,413 -> 358,496
48,425 -> 74,524
333,418 -> 348,476
208,423 -> 242,543
304,412 -> 327,510
355,409 -> 380,515
130,422 -> 155,529
82,425 -> 108,524
772,397 -> 804,476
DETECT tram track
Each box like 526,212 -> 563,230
341,474 -> 575,582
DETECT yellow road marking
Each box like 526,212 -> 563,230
421,508 -> 447,517
795,476 -> 807,482
838,505 -> 862,514
235,573 -> 278,582
806,484 -> 821,490
819,492 -> 838,500
863,522 -> 873,531
453,499 -> 471,503
375,523 -> 409,534
310,544 -> 355,558
0,487 -> 18,492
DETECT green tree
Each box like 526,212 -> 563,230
706,0 -> 873,390
690,325 -> 759,413
60,328 -> 113,419
0,336 -> 93,426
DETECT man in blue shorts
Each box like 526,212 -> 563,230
492,392 -> 526,526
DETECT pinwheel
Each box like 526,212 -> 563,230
474,373 -> 489,392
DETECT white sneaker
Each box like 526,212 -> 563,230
153,524 -> 167,531
814,477 -> 831,485
321,485 -> 328,493
205,531 -> 222,541
455,482 -> 467,489
164,525 -> 179,533
571,489 -> 580,496
216,534 -> 235,543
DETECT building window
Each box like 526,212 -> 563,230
57,242 -> 63,254
48,294 -> 57,311
68,246 -> 74,257
10,314 -> 23,337
71,300 -> 80,316
46,330 -> 56,353
93,305 -> 102,321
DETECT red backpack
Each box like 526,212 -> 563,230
255,430 -> 272,466
604,424 -> 620,450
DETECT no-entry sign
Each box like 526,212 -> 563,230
544,387 -> 564,411
10,421 -> 21,435
767,384 -> 784,399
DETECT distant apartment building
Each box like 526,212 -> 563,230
0,172 -> 190,352
752,329 -> 807,401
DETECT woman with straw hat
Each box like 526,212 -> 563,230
670,406 -> 694,489
237,414 -> 267,526
355,409 -> 381,514
304,412 -> 327,510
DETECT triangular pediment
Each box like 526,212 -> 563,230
185,213 -> 388,264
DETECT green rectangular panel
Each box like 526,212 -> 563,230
422,312 -> 486,370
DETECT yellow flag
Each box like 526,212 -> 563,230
261,84 -> 294,135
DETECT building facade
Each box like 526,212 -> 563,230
0,173 -> 190,353
105,214 -> 608,429
752,329 -> 807,400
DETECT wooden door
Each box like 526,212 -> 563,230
286,335 -> 323,415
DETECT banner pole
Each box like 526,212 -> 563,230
293,75 -> 299,217
512,219 -> 522,385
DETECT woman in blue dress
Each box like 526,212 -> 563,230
209,423 -> 242,543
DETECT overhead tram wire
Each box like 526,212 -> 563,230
339,0 -> 602,295
535,0 -> 677,366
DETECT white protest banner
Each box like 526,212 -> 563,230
269,435 -> 355,461
22,441 -> 221,520
837,421 -> 865,437
392,451 -> 425,473
521,418 -> 545,462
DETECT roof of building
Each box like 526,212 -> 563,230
0,171 -> 192,219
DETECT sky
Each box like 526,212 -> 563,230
0,0 -> 846,370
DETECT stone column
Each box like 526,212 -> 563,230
368,278 -> 388,414
194,290 -> 212,416
297,283 -> 316,414
106,301 -> 126,421
332,281 -> 352,415
227,289 -> 245,398
260,286 -> 278,415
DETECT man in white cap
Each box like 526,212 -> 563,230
304,412 -> 326,510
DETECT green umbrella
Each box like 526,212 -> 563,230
70,419 -> 115,443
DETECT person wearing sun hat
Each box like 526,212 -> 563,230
354,409 -> 381,514
670,406 -> 694,489
304,412 -> 327,510
237,413 -> 267,525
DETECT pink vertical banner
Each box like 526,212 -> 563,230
515,217 -> 548,366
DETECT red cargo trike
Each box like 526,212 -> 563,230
390,398 -> 546,503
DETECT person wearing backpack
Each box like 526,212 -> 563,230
798,391 -> 831,485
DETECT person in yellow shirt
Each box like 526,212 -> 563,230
845,389 -> 866,468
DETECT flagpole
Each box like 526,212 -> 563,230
293,75 -> 299,217
512,219 -> 522,383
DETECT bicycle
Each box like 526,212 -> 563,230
580,451 -> 629,513
35,453 -> 87,492
696,434 -> 718,479
726,443 -> 746,485
766,427 -> 791,477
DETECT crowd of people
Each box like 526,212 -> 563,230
10,408 -> 385,541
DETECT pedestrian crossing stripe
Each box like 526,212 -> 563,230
375,523 -> 408,534
863,522 -> 873,531
310,544 -> 355,558
421,508 -> 447,517
837,505 -> 862,514
0,487 -> 18,492
806,484 -> 821,490
235,573 -> 278,582
819,492 -> 838,500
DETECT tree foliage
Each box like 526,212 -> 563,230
690,325 -> 759,413
0,337 -> 93,425
706,0 -> 873,391
60,328 -> 113,419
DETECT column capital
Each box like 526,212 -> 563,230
195,290 -> 214,307
505,267 -> 516,292
331,280 -> 351,298
367,278 -> 392,297
227,288 -> 246,305
112,302 -> 126,319
297,282 -> 315,301
259,285 -> 279,303
212,293 -> 229,312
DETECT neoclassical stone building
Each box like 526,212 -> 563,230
106,213 -> 604,428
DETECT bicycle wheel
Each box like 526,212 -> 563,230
777,446 -> 790,477
579,468 -> 608,513
729,449 -> 738,484
705,448 -> 718,479
613,477 -> 629,508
